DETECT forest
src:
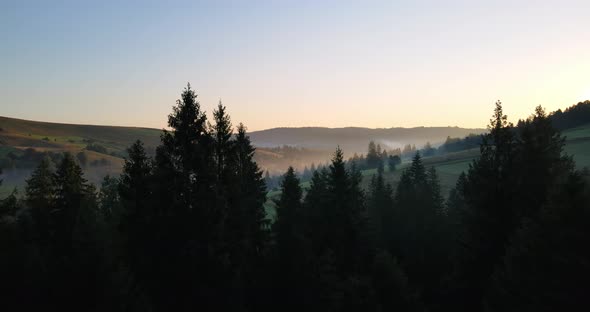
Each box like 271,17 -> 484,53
1,85 -> 589,311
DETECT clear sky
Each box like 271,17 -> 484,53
1,0 -> 589,131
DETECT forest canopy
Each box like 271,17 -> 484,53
1,88 -> 589,312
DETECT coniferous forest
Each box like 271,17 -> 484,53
1,85 -> 589,311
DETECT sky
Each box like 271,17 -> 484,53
1,0 -> 590,131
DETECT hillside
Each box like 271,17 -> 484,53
0,116 -> 485,154
249,126 -> 486,153
0,116 -> 486,194
263,123 -> 590,219
0,116 -> 163,152
366,122 -> 590,197
4,114 -> 587,200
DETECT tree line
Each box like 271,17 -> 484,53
1,86 -> 589,311
439,100 -> 590,155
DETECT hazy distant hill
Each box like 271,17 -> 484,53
1,115 -> 589,198
0,115 -> 484,193
0,116 -> 162,152
249,126 -> 486,153
0,116 -> 485,157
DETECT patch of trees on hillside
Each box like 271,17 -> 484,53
1,87 -> 589,311
0,148 -> 112,170
438,100 -> 590,155
550,100 -> 590,130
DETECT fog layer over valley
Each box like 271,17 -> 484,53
0,115 -> 484,194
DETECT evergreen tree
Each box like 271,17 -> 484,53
159,82 -> 215,211
141,84 -> 224,310
48,153 -> 105,310
231,123 -> 268,249
392,152 -> 447,306
274,167 -> 303,258
448,102 -> 582,311
225,123 -> 269,309
272,167 -> 309,311
446,172 -> 467,259
485,171 -> 590,311
117,140 -> 155,308
303,147 -> 374,311
514,105 -> 575,220
367,168 -> 394,249
25,157 -> 56,245
211,100 -> 234,184
326,147 -> 368,272
372,250 -> 421,312
0,171 -> 27,309
98,175 -> 121,222
451,101 -> 520,310
388,154 -> 401,172
52,153 -> 95,255
304,168 -> 330,247
119,140 -> 152,216
367,141 -> 382,169
422,142 -> 435,157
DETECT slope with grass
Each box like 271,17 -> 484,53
366,123 -> 590,199
265,123 -> 590,218
1,115 -> 488,196
2,115 -> 589,201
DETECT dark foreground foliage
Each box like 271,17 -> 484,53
1,88 -> 589,312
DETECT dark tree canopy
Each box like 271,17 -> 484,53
2,89 -> 589,312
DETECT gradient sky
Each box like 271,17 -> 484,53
1,0 -> 590,131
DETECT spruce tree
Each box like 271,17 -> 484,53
211,100 -> 234,185
372,250 -> 421,311
485,171 -> 590,311
274,167 -> 303,257
232,123 -> 268,250
367,141 -> 381,169
367,168 -> 394,249
145,84 -> 224,310
0,170 -> 27,309
225,123 -> 269,309
392,152 -> 447,306
52,152 -> 94,252
452,101 -> 519,310
304,168 -> 330,248
272,167 -> 308,311
160,82 -> 215,211
117,139 -> 155,306
98,175 -> 120,222
388,154 -> 401,172
514,105 -> 575,220
49,153 -> 104,310
119,140 -> 152,216
25,157 -> 56,245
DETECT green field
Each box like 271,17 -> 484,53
265,124 -> 590,218
0,116 -> 163,154
563,124 -> 590,168
377,124 -> 590,195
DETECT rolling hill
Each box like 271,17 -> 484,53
0,116 -> 486,194
249,126 -> 486,153
362,123 -> 590,199
3,114 -> 588,202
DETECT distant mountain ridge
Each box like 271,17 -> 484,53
248,126 -> 486,153
0,115 -> 485,153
